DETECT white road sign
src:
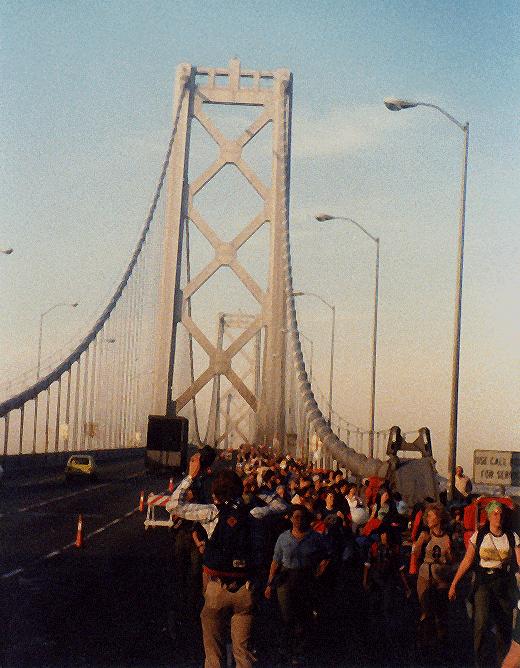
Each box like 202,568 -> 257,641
473,449 -> 520,486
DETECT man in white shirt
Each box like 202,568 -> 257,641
454,465 -> 472,501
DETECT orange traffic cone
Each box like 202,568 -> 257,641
75,514 -> 84,548
168,478 -> 174,493
139,490 -> 145,512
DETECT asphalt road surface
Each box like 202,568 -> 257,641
1,458 -> 477,667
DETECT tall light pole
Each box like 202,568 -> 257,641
292,291 -> 335,426
384,97 -> 469,502
37,302 -> 79,379
315,214 -> 380,459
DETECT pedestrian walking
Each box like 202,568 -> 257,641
449,501 -> 520,667
264,504 -> 330,663
167,453 -> 284,668
414,503 -> 453,642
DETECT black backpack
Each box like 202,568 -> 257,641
203,498 -> 253,575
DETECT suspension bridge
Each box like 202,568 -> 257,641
0,59 -> 437,494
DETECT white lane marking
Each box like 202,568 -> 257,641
105,518 -> 121,527
44,550 -> 60,559
1,567 -> 23,579
14,463 -> 144,488
8,465 -> 143,496
17,482 -> 112,512
17,476 -> 60,488
0,506 -> 140,579
59,507 -> 139,545
16,470 -> 144,513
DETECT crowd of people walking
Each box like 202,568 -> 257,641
164,444 -> 519,668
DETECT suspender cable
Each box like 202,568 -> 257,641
72,357 -> 82,452
131,255 -> 145,445
122,285 -> 134,446
54,376 -> 62,452
3,414 -> 10,459
19,405 -> 25,455
131,256 -> 145,444
80,348 -> 90,450
65,368 -> 72,452
122,279 -> 135,446
44,386 -> 51,454
32,396 -> 38,454
87,338 -> 98,448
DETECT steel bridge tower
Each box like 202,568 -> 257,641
204,313 -> 261,449
152,59 -> 292,447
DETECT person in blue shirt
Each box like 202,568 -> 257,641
264,504 -> 330,661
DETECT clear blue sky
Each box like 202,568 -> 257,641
2,0 -> 519,473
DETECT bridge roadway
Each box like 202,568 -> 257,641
1,457 -> 475,667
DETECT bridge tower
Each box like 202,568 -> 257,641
204,313 -> 262,448
151,59 -> 292,447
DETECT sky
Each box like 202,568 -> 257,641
1,0 -> 519,475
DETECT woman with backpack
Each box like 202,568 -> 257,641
413,503 -> 453,642
449,501 -> 520,668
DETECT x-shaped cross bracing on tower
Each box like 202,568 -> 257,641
206,313 -> 261,447
152,59 -> 292,446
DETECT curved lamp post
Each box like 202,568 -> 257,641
292,290 -> 335,426
315,214 -> 380,459
37,302 -> 79,379
384,97 -> 469,501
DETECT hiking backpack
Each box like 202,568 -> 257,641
203,498 -> 253,575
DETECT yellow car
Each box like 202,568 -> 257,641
65,455 -> 97,480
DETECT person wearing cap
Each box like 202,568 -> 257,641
449,501 -> 520,667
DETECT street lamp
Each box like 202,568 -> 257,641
384,96 -> 469,502
292,291 -> 335,426
383,98 -> 419,111
1,248 -> 14,255
315,214 -> 380,459
37,302 -> 79,379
